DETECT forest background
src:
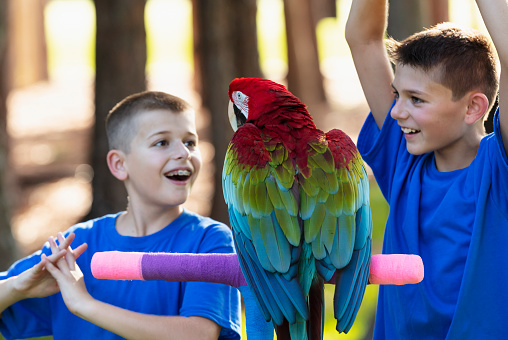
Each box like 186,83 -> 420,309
0,0 -> 489,339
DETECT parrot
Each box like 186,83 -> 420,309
222,77 -> 372,339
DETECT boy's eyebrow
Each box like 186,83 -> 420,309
147,130 -> 198,139
147,130 -> 170,139
391,83 -> 425,96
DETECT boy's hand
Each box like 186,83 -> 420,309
44,233 -> 92,317
12,233 -> 86,300
12,249 -> 66,299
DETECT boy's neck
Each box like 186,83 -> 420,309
115,204 -> 183,237
433,129 -> 483,172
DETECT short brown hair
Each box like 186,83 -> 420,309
106,91 -> 192,152
387,23 -> 499,110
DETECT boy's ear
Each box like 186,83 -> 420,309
107,149 -> 128,181
465,92 -> 489,125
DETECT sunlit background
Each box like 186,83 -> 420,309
4,0 -> 486,339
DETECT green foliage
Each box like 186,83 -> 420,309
369,180 -> 389,247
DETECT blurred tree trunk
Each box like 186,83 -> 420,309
192,0 -> 262,224
0,0 -> 19,270
7,0 -> 48,89
310,0 -> 336,25
429,0 -> 449,24
283,0 -> 328,112
87,0 -> 147,219
387,0 -> 428,40
388,0 -> 449,40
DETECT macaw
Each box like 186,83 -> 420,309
222,78 -> 372,339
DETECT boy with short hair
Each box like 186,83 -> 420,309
346,0 -> 508,338
0,91 -> 242,340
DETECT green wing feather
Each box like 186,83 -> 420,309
300,129 -> 370,270
223,130 -> 301,275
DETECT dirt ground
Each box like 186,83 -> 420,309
7,62 -> 369,256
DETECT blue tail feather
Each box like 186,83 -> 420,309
234,234 -> 280,322
335,238 -> 372,333
234,229 -> 307,326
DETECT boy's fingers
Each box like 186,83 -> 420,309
64,248 -> 76,270
46,233 -> 86,270
44,249 -> 67,264
33,255 -> 48,274
48,236 -> 60,255
49,233 -> 71,259
57,232 -> 75,250
73,243 -> 88,259
57,232 -> 79,266
49,232 -> 75,254
43,259 -> 64,280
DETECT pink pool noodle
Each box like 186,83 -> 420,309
91,251 -> 144,281
91,252 -> 423,286
369,254 -> 424,285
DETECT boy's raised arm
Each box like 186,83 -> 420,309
476,0 -> 508,151
345,0 -> 395,128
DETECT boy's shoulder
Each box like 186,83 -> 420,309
174,210 -> 236,253
60,213 -> 123,249
67,213 -> 121,234
179,209 -> 231,234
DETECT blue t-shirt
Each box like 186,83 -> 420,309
0,209 -> 242,340
358,107 -> 508,339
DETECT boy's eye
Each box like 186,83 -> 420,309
411,96 -> 423,104
392,91 -> 399,99
155,140 -> 168,147
184,140 -> 197,148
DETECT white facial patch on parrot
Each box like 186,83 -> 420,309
232,91 -> 249,119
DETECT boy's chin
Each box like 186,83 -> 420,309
405,146 -> 427,156
166,189 -> 192,205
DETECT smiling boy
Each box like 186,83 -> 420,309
346,0 -> 508,339
0,91 -> 242,340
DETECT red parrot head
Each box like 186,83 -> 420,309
228,78 -> 309,132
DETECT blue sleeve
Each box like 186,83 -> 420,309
179,224 -> 242,340
0,250 -> 53,340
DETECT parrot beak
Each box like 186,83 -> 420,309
228,100 -> 247,132
228,100 -> 238,132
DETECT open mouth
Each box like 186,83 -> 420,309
401,127 -> 421,135
165,170 -> 191,181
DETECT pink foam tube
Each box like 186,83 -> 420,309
368,254 -> 424,285
92,252 -> 423,286
91,251 -> 144,281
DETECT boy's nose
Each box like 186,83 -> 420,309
390,100 -> 409,120
173,142 -> 192,160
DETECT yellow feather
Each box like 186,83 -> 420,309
274,209 -> 300,246
304,202 -> 326,243
266,177 -> 285,210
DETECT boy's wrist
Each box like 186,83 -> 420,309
10,275 -> 33,300
0,276 -> 26,311
68,291 -> 96,319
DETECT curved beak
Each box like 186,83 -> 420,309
228,100 -> 238,132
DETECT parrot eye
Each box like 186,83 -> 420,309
236,91 -> 246,103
